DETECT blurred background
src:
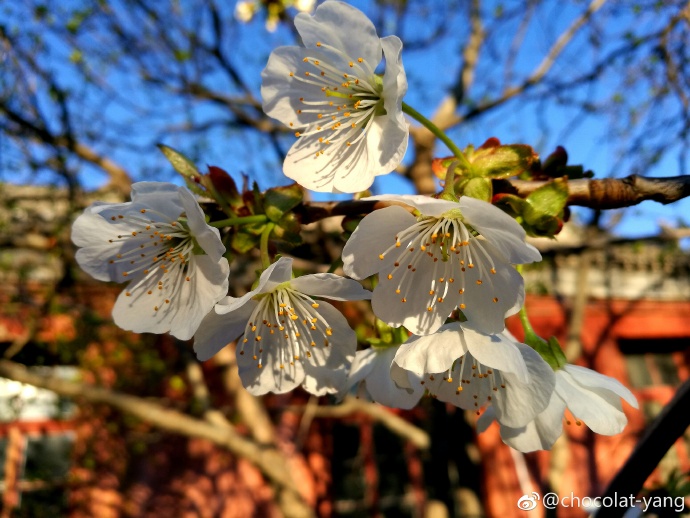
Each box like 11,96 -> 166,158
1,0 -> 689,516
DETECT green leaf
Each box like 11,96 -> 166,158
263,183 -> 303,223
157,144 -> 202,182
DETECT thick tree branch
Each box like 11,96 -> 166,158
299,175 -> 690,223
499,174 -> 690,209
0,360 -> 313,518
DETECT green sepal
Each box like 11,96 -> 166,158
456,177 -> 492,202
231,231 -> 260,254
522,178 -> 568,236
465,138 -> 538,179
524,334 -> 567,371
263,183 -> 303,223
432,138 -> 538,180
272,213 -> 303,247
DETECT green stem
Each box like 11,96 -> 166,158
260,223 -> 275,269
210,215 -> 268,228
515,264 -> 539,342
402,102 -> 465,158
327,258 -> 343,274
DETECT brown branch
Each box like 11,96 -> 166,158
405,0 -> 484,194
212,347 -> 278,446
287,396 -> 430,450
499,175 -> 690,209
1,106 -> 132,196
299,175 -> 690,223
0,360 -> 313,518
451,0 -> 608,126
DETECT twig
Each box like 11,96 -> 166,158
286,396 -> 430,450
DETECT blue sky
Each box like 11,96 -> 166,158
2,0 -> 688,243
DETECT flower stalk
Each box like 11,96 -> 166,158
260,222 -> 275,269
210,215 -> 268,228
402,102 -> 465,159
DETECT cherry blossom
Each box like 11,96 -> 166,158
194,257 -> 371,395
342,194 -> 541,335
393,324 -> 555,427
71,182 -> 230,340
261,0 -> 408,192
478,364 -> 638,452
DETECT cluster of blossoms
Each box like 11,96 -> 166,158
71,1 -> 637,452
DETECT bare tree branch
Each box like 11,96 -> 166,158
287,396 -> 430,450
0,360 -> 314,518
300,174 -> 690,223
451,0 -> 608,126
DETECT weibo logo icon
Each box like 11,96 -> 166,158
517,492 -> 540,511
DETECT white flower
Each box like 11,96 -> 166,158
478,364 -> 638,452
71,182 -> 230,340
342,194 -> 541,335
261,0 -> 408,193
194,257 -> 371,396
344,345 -> 424,409
393,324 -> 555,427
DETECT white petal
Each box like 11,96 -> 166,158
290,273 -> 371,301
194,299 -> 257,361
365,346 -> 424,408
371,252 -> 456,336
464,328 -> 528,382
168,255 -> 230,340
460,251 -> 524,334
555,369 -> 630,435
178,187 -> 226,262
380,34 -> 408,134
491,343 -> 556,427
215,257 -> 294,315
129,182 -> 186,221
342,205 -> 416,279
499,395 -> 567,452
297,300 -> 356,395
563,364 -> 638,408
261,46 -> 332,128
284,133 -> 376,193
364,194 -> 460,217
346,348 -> 378,388
112,254 -> 229,340
459,196 -> 541,264
393,324 -> 468,376
294,1 -> 382,67
72,212 -> 132,281
237,338 -> 305,395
